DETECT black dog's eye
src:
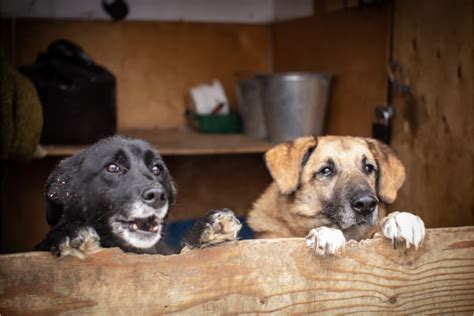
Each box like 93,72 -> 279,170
317,166 -> 334,178
106,163 -> 121,173
151,165 -> 161,176
364,163 -> 376,175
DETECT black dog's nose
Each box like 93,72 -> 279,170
141,188 -> 166,207
351,195 -> 378,215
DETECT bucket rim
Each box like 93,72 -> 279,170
255,72 -> 333,81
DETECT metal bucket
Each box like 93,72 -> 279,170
235,78 -> 267,139
257,73 -> 332,142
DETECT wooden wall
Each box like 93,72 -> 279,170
0,159 -> 54,254
165,154 -> 271,220
4,19 -> 271,129
272,1 -> 390,136
390,0 -> 473,228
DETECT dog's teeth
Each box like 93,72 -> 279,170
151,225 -> 159,232
130,223 -> 138,231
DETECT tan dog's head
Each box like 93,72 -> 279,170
265,136 -> 405,232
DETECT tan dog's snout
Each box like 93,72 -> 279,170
350,193 -> 378,216
321,181 -> 380,231
337,176 -> 379,218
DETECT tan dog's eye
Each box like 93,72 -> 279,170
364,163 -> 376,175
316,166 -> 334,178
106,163 -> 121,173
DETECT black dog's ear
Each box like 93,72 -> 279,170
264,136 -> 317,194
366,138 -> 406,204
45,151 -> 86,226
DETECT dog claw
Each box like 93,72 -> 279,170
306,227 -> 346,256
382,212 -> 425,250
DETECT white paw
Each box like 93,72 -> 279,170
381,212 -> 425,250
306,227 -> 346,256
57,227 -> 101,259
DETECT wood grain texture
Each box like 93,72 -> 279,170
272,1 -> 389,137
8,19 -> 271,130
390,0 -> 473,228
1,227 -> 474,314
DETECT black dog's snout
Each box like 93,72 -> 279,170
351,194 -> 378,215
141,187 -> 166,207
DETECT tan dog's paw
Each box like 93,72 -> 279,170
55,227 -> 101,259
306,227 -> 346,256
182,208 -> 242,250
381,212 -> 425,249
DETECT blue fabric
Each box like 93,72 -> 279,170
164,217 -> 254,252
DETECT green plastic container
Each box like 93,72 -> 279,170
186,110 -> 242,133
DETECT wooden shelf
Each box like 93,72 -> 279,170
41,129 -> 275,157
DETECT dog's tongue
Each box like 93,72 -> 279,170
130,216 -> 160,232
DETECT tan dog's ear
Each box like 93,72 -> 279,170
366,138 -> 406,204
264,136 -> 317,194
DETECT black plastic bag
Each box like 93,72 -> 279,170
19,39 -> 117,144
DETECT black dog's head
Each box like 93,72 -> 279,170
46,136 -> 176,251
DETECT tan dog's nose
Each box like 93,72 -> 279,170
351,194 -> 378,215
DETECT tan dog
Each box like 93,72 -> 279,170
247,136 -> 425,255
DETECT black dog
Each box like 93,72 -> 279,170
35,136 -> 241,257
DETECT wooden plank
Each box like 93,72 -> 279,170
1,227 -> 474,314
41,129 -> 275,157
390,0 -> 473,228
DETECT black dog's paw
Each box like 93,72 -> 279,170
56,227 -> 101,259
37,225 -> 101,259
181,208 -> 242,251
